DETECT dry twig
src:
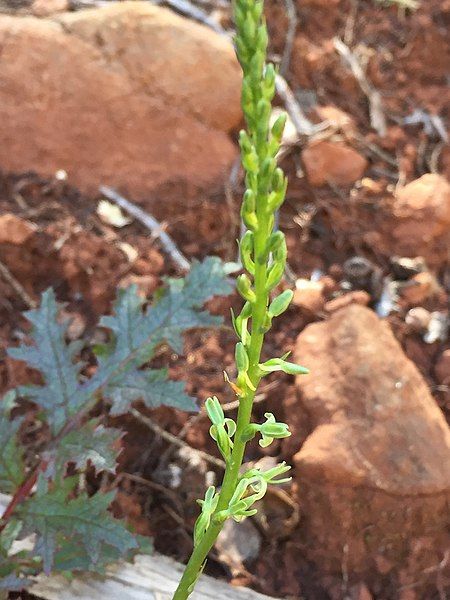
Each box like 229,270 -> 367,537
334,37 -> 387,137
275,74 -> 316,136
154,0 -> 225,33
99,186 -> 191,273
130,407 -> 226,470
280,0 -> 298,77
0,260 -> 37,309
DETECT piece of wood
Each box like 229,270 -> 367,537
31,553 -> 276,600
0,494 -> 276,600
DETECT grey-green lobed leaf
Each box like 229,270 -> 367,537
106,368 -> 197,415
18,488 -> 138,574
56,421 -> 123,474
0,404 -> 25,494
5,258 -> 231,436
7,289 -> 88,435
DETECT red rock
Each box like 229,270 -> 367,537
118,274 -> 159,298
0,3 -> 241,200
398,271 -> 444,306
324,290 -> 370,313
435,349 -> 450,386
350,583 -> 373,600
0,213 -> 36,245
31,0 -> 68,16
292,279 -> 325,314
314,105 -> 356,138
288,305 -> 450,580
302,141 -> 368,187
391,174 -> 450,267
405,307 -> 432,333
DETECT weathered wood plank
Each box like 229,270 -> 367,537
0,494 -> 276,600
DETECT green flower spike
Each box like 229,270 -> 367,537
173,0 -> 306,595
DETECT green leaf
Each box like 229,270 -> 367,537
0,406 -> 25,494
106,369 -> 197,415
57,421 -> 123,474
7,289 -> 88,434
0,520 -> 23,556
7,259 -> 231,436
89,258 -> 231,410
18,488 -> 138,574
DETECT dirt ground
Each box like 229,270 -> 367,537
1,0 -> 449,599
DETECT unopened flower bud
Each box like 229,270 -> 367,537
237,274 -> 256,302
268,289 -> 293,317
235,342 -> 250,373
271,113 -> 287,142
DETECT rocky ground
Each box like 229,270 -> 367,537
0,0 -> 449,599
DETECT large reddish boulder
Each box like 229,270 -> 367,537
0,2 -> 241,200
288,305 -> 450,593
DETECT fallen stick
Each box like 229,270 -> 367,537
0,493 -> 277,600
157,0 -> 225,34
0,259 -> 37,309
130,407 -> 226,470
279,0 -> 298,77
334,37 -> 387,137
99,186 -> 191,273
275,74 -> 316,136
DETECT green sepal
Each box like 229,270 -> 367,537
236,274 -> 256,303
265,261 -> 285,291
240,231 -> 255,275
268,289 -> 293,317
259,358 -> 309,376
235,342 -> 250,373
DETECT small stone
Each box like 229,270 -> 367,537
0,213 -> 36,245
391,256 -> 427,280
405,307 -> 432,333
314,105 -> 356,138
434,349 -> 450,386
398,271 -> 443,306
118,274 -> 158,298
350,583 -> 373,600
392,174 -> 450,267
375,554 -> 394,575
302,140 -> 368,187
292,279 -> 325,314
215,518 -> 261,573
325,290 -> 370,313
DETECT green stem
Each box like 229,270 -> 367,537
173,218 -> 270,600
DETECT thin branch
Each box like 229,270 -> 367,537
280,0 -> 298,77
154,0 -> 226,34
129,407 -> 226,470
275,74 -> 316,136
0,260 -> 37,309
334,37 -> 387,137
99,186 -> 191,273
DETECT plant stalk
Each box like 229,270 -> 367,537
173,217 -> 269,600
